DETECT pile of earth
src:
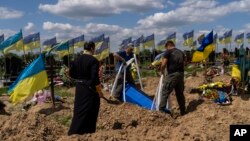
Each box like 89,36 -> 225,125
1,73 -> 250,141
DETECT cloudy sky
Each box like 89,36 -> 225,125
0,0 -> 250,52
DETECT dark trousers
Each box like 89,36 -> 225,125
114,71 -> 135,99
160,72 -> 185,114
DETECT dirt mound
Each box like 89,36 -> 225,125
1,74 -> 250,141
0,112 -> 67,141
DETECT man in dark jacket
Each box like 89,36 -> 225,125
160,41 -> 186,115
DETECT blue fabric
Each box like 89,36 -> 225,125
115,51 -> 133,72
125,83 -> 170,112
43,37 -> 56,46
23,32 -> 40,44
73,34 -> 84,43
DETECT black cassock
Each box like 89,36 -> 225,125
68,54 -> 100,135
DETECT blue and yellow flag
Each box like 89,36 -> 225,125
0,34 -> 4,43
8,54 -> 49,104
157,39 -> 166,51
167,32 -> 176,44
23,32 -> 40,51
0,30 -> 23,54
54,41 -> 70,58
143,34 -> 154,49
73,34 -> 84,48
223,30 -> 232,44
192,31 -> 215,62
183,30 -> 194,47
235,33 -> 244,44
247,32 -> 250,43
120,37 -> 132,50
133,35 -> 143,54
91,34 -> 105,50
43,37 -> 57,51
197,33 -> 205,44
94,37 -> 109,61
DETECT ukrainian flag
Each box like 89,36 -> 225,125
0,30 -> 23,54
133,35 -> 143,54
8,54 -> 49,104
235,33 -> 244,44
23,32 -> 40,51
43,37 -> 57,51
91,34 -> 105,51
94,37 -> 109,61
73,34 -> 84,48
54,41 -> 70,58
247,33 -> 250,44
183,30 -> 194,47
223,30 -> 232,44
218,36 -> 225,44
167,32 -> 176,44
120,37 -> 132,50
157,39 -> 166,51
197,33 -> 205,44
192,31 -> 215,62
143,34 -> 154,49
0,34 -> 4,43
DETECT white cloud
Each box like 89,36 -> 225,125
24,22 -> 36,33
42,21 -> 179,51
137,0 -> 250,29
0,7 -> 23,19
39,0 -> 164,20
0,29 -> 16,38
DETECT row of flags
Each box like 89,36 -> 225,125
0,30 -> 109,61
1,29 -> 250,59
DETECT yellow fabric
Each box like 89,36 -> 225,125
94,48 -> 109,61
3,39 -> 24,54
192,44 -> 215,62
134,47 -> 140,55
151,59 -> 162,66
183,37 -> 193,47
74,41 -> 85,48
232,64 -> 241,81
24,40 -> 40,51
131,63 -> 137,80
9,70 -> 49,105
143,40 -> 154,49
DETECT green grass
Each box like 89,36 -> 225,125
141,69 -> 157,77
54,87 -> 72,98
0,87 -> 8,95
52,115 -> 72,127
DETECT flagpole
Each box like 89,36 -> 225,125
22,42 -> 26,64
47,47 -> 56,108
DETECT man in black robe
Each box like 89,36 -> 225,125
68,42 -> 103,135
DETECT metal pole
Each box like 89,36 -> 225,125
133,54 -> 143,90
111,64 -> 124,96
123,65 -> 126,102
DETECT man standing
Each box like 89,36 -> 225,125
113,43 -> 135,100
160,41 -> 186,115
